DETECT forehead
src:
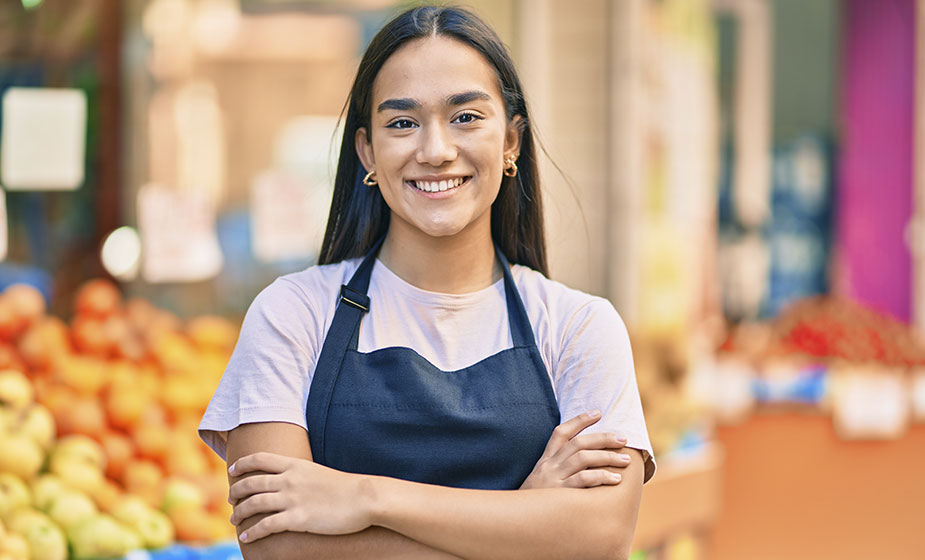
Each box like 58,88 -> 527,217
372,35 -> 503,105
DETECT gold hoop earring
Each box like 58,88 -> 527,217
362,170 -> 378,186
503,156 -> 518,178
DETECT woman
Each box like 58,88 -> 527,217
199,5 -> 655,559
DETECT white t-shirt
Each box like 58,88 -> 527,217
199,258 -> 656,482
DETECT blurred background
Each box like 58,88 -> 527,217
0,0 -> 922,559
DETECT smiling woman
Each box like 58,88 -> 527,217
198,5 -> 654,560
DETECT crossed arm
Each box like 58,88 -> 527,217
225,415 -> 644,560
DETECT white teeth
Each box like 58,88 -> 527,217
411,177 -> 467,192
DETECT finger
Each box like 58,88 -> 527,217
229,452 -> 295,477
228,474 -> 279,505
561,450 -> 631,474
566,468 -> 623,489
551,431 -> 626,465
239,511 -> 291,543
566,432 -> 628,452
231,492 -> 284,525
545,411 -> 603,455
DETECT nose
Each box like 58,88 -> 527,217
416,122 -> 457,167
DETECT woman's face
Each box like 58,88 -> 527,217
356,36 -> 521,242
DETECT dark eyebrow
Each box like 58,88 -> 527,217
446,90 -> 491,106
377,98 -> 420,112
376,90 -> 492,113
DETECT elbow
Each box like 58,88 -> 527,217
600,536 -> 632,560
238,534 -> 302,560
589,516 -> 634,560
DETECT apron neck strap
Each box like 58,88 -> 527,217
341,238 -> 537,348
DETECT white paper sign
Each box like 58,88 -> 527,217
251,170 -> 320,262
137,183 -> 223,283
0,88 -> 87,191
831,370 -> 909,439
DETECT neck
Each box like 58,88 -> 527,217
378,219 -> 501,294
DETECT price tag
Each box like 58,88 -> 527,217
250,170 -> 325,262
831,369 -> 909,439
0,88 -> 86,191
137,183 -> 223,283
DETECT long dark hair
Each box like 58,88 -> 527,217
318,5 -> 547,275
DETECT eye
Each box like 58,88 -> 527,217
386,119 -> 417,130
453,112 -> 482,124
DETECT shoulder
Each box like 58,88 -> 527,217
249,259 -> 362,316
512,265 -> 626,337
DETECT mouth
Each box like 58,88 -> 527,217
406,176 -> 471,193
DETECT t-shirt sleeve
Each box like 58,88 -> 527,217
553,298 -> 656,482
198,278 -> 321,460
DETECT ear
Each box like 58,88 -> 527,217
503,115 -> 524,160
355,126 -> 376,173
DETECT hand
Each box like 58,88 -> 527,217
228,452 -> 375,543
520,411 -> 631,490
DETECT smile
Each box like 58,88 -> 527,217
407,176 -> 471,193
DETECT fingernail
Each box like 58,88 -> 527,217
616,437 -> 627,445
228,463 -> 236,474
239,532 -> 248,542
610,472 -> 622,482
589,410 -> 601,418
619,454 -> 631,462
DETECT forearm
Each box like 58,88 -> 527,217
368,469 -> 641,560
237,514 -> 463,560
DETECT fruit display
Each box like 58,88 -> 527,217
0,280 -> 239,559
719,296 -> 925,367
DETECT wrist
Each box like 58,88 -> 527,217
360,474 -> 389,527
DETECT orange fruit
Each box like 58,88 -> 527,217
0,296 -> 21,341
18,316 -> 71,371
169,506 -> 225,543
0,342 -> 25,372
53,355 -> 109,396
99,430 -> 135,480
164,442 -> 209,479
4,283 -> 46,326
186,315 -> 237,353
133,422 -> 171,464
73,279 -> 122,318
54,396 -> 107,440
70,315 -> 112,356
104,385 -> 152,432
121,459 -> 164,508
88,478 -> 124,512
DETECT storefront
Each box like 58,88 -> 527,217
0,0 -> 922,558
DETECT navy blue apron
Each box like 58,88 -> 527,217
306,241 -> 560,490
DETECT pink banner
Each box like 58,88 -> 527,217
837,0 -> 915,321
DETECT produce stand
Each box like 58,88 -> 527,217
633,444 -> 725,555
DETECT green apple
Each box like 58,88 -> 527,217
5,507 -> 67,560
0,432 -> 44,480
46,490 -> 98,531
111,496 -> 174,549
0,531 -> 30,560
67,514 -> 141,559
50,434 -> 105,470
18,522 -> 67,560
19,404 -> 56,450
160,477 -> 205,516
0,369 -> 33,410
0,473 -> 32,523
30,475 -> 66,511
